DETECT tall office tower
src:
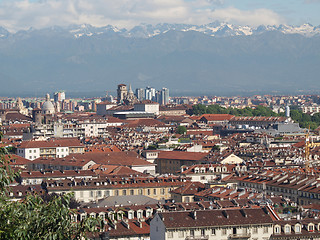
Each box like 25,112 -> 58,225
160,88 -> 170,105
54,91 -> 65,102
136,88 -> 145,101
145,86 -> 156,101
117,84 -> 128,104
285,106 -> 290,118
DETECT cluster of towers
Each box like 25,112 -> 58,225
117,84 -> 169,105
136,86 -> 169,105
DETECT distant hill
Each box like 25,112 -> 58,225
0,22 -> 319,96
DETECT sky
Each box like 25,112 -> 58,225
0,0 -> 319,32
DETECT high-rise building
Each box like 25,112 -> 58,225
145,86 -> 156,101
54,91 -> 65,102
160,87 -> 170,105
135,88 -> 145,101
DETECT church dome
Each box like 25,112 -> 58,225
42,93 -> 55,115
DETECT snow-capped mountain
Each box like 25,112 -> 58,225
0,21 -> 319,96
1,22 -> 320,39
69,22 -> 320,38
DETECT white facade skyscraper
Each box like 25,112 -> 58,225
145,86 -> 156,101
160,87 -> 170,105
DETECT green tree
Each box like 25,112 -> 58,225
176,125 -> 187,135
0,133 -> 102,239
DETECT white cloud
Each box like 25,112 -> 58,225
209,7 -> 285,26
0,0 -> 285,32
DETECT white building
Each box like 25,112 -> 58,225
134,100 -> 160,116
96,101 -> 117,115
16,138 -> 84,160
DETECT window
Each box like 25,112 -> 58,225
211,229 -> 216,235
285,225 -> 291,233
153,189 -> 157,195
308,224 -> 314,231
147,189 -> 150,195
190,230 -> 194,237
167,231 -> 173,238
222,228 -> 227,235
130,190 -> 134,195
104,190 -> 110,197
34,150 -> 36,153
178,231 -> 184,237
295,225 -> 301,233
123,190 -> 127,196
263,226 -> 269,233
29,150 -> 32,153
97,191 -> 102,197
201,229 -> 205,236
138,189 -> 143,195
161,188 -> 165,194
90,191 -> 94,197
275,226 -> 280,234
253,227 -> 258,234
114,190 -> 119,196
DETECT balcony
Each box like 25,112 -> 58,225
229,233 -> 251,239
185,235 -> 209,240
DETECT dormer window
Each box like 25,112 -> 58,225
285,225 -> 291,234
295,224 -> 301,233
308,224 -> 314,232
274,226 -> 281,234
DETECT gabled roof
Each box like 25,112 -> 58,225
200,114 -> 234,121
18,138 -> 83,149
158,208 -> 273,228
124,119 -> 166,128
61,152 -> 153,167
157,151 -> 208,161
171,182 -> 205,195
5,154 -> 31,166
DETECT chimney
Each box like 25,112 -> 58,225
190,210 -> 197,220
222,210 -> 229,219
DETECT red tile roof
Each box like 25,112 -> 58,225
200,114 -> 234,121
157,151 -> 208,161
18,138 -> 83,149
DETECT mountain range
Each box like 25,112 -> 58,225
0,22 -> 319,97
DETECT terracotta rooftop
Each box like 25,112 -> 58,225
159,208 -> 274,228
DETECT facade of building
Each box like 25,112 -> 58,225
16,138 -> 84,160
45,176 -> 190,203
134,100 -> 160,116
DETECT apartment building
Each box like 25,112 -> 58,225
150,207 -> 274,240
45,176 -> 190,203
16,138 -> 84,160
